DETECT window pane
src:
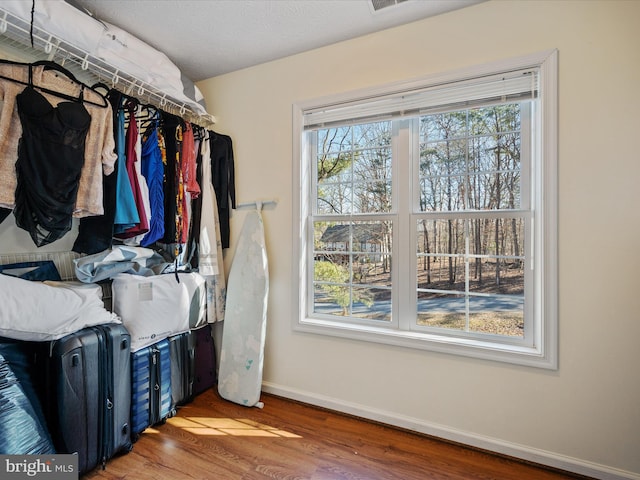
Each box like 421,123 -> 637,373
313,284 -> 346,317
420,112 -> 467,141
468,217 -> 525,259
468,259 -> 524,296
418,104 -> 522,212
417,291 -> 524,337
315,221 -> 349,252
353,180 -> 391,213
351,287 -> 391,322
416,217 -> 525,337
468,104 -> 521,136
468,296 -> 524,337
416,219 -> 465,255
316,122 -> 392,215
417,292 -> 466,330
353,122 -> 391,148
352,253 -> 391,287
317,126 -> 352,155
314,220 -> 392,320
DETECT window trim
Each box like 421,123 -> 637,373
292,50 -> 558,369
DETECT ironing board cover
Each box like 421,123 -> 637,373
217,208 -> 269,407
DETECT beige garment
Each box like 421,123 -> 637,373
199,131 -> 226,323
0,63 -> 116,217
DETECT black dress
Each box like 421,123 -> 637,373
209,131 -> 236,249
13,84 -> 90,247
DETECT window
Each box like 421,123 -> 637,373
292,50 -> 558,368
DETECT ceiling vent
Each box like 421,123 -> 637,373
370,0 -> 409,12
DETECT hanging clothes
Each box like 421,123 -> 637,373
209,131 -> 236,248
112,105 -> 139,233
114,101 -> 148,239
0,63 -> 116,219
12,66 -> 91,246
183,122 -> 200,201
187,127 -> 204,269
177,123 -> 188,245
123,105 -> 152,246
160,111 -> 182,246
198,131 -> 226,323
139,118 -> 165,246
176,121 -> 198,246
73,88 -> 122,254
0,62 -> 33,224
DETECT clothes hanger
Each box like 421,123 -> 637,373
138,104 -> 159,133
31,60 -> 81,83
91,82 -> 110,95
0,59 -> 107,108
32,60 -> 109,108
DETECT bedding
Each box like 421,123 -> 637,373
0,274 -> 119,341
0,0 -> 210,118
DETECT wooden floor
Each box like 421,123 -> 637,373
83,389 -> 591,480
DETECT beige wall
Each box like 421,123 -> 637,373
199,1 -> 640,477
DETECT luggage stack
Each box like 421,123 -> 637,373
111,271 -> 211,442
0,255 -> 219,474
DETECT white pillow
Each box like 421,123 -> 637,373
0,275 -> 120,341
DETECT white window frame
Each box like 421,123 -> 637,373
292,50 -> 558,369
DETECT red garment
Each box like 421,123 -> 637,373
183,122 -> 200,199
178,122 -> 199,244
114,105 -> 148,239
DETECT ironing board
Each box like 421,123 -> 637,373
217,206 -> 269,407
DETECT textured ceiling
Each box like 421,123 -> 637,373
71,0 -> 482,81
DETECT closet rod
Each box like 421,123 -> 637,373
0,6 -> 216,129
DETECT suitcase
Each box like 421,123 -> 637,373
192,324 -> 216,396
130,339 -> 173,441
168,331 -> 195,408
36,324 -> 132,474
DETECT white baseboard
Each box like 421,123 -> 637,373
261,382 -> 639,480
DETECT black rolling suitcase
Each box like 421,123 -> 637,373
36,324 -> 132,474
168,331 -> 195,408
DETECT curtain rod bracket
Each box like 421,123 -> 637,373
236,199 -> 278,211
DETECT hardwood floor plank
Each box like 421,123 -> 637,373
83,389 -> 592,480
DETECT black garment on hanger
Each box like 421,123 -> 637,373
161,111 -> 183,245
187,126 -> 205,269
13,67 -> 91,247
209,131 -> 236,249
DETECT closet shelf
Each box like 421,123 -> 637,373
0,6 -> 216,128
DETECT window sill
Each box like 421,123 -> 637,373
295,316 -> 557,370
